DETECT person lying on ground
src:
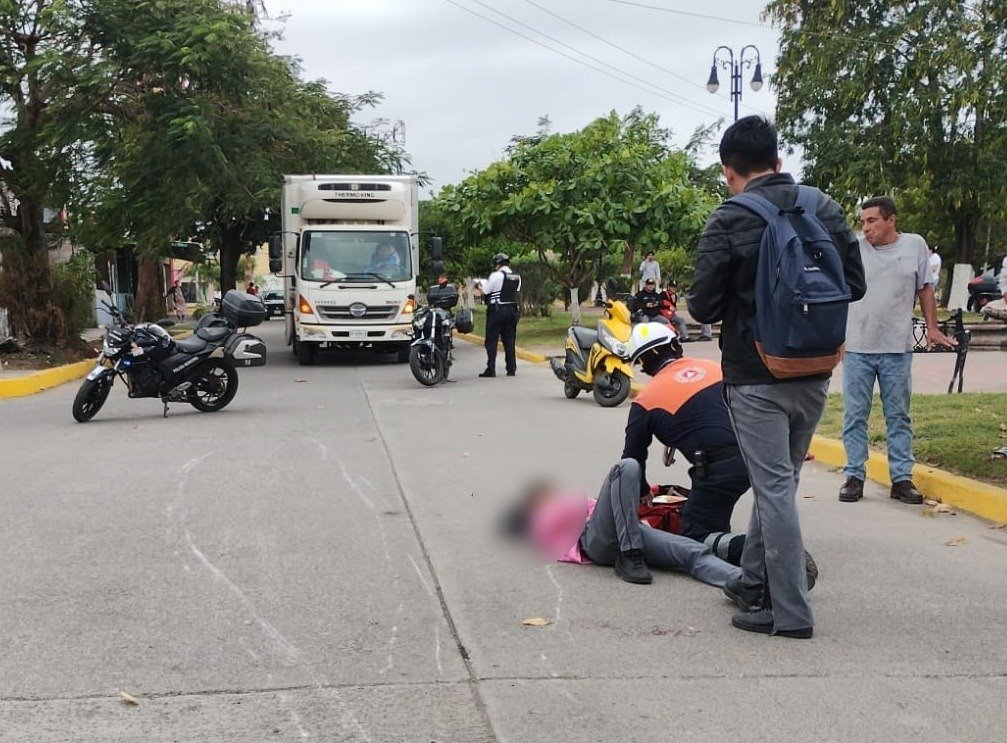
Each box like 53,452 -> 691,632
503,458 -> 742,588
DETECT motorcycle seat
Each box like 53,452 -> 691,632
570,326 -> 598,351
196,326 -> 230,343
174,335 -> 209,353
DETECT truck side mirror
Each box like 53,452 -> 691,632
268,234 -> 282,260
269,258 -> 282,274
428,236 -> 444,261
430,260 -> 444,275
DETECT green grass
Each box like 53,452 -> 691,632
470,305 -> 600,351
817,393 -> 1007,486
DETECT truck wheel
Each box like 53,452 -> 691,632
296,339 -> 315,366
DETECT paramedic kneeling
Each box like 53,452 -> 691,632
621,323 -> 750,565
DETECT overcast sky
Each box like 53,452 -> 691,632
263,0 -> 781,194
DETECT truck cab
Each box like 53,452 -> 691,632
273,175 -> 420,365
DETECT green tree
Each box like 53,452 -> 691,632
0,0 -> 117,340
766,0 -> 1007,301
440,110 -> 717,323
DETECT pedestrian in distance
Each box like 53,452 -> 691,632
689,115 -> 866,639
839,197 -> 957,506
634,278 -> 670,324
501,459 -> 742,588
166,280 -> 186,322
638,250 -> 661,292
477,253 -> 521,378
659,280 -> 691,340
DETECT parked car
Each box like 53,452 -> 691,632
261,290 -> 284,319
967,268 -> 1001,312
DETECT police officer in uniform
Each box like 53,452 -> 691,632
620,324 -> 818,597
478,253 -> 520,378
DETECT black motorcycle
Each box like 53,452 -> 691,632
408,282 -> 473,386
72,289 -> 267,422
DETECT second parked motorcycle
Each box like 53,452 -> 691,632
72,289 -> 267,422
408,281 -> 474,386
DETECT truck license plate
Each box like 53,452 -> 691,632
349,330 -> 367,340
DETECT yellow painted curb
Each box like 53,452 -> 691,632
808,435 -> 1007,524
0,359 -> 94,399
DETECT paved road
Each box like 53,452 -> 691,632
1,320 -> 1005,742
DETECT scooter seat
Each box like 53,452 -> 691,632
570,326 -> 598,351
174,335 -> 209,353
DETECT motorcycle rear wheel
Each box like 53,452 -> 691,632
72,376 -> 113,422
593,370 -> 631,408
188,361 -> 239,412
409,345 -> 445,386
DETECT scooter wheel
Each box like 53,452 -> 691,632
593,370 -> 631,407
564,381 -> 581,399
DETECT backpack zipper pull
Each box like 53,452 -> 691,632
803,303 -> 809,315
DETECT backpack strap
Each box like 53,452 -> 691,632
793,185 -> 821,215
727,191 -> 783,224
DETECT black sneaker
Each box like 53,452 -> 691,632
891,480 -> 924,504
731,608 -> 813,639
614,548 -> 652,584
478,370 -> 496,378
838,476 -> 864,503
506,371 -> 516,377
723,578 -> 763,612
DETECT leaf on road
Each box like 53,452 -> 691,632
294,379 -> 307,383
802,494 -> 815,499
119,691 -> 139,706
924,503 -> 957,517
522,617 -> 551,627
943,536 -> 966,547
990,523 -> 1006,530
462,452 -> 471,458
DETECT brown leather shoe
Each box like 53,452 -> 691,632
838,476 -> 864,503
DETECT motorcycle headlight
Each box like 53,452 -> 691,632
599,325 -> 628,357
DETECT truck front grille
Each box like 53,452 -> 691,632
315,305 -> 398,321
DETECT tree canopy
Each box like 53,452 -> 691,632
766,0 -> 1007,285
438,110 -> 719,319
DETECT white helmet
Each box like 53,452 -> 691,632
628,322 -> 682,366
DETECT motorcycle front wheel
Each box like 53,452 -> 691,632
188,361 -> 239,412
593,370 -> 631,408
564,380 -> 581,399
409,345 -> 445,386
72,375 -> 113,422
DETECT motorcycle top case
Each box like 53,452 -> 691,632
221,290 -> 266,327
426,283 -> 459,310
225,333 -> 267,367
454,308 -> 474,334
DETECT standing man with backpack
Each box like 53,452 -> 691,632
839,198 -> 956,506
689,116 -> 866,639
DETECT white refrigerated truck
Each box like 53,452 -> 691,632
269,175 -> 423,365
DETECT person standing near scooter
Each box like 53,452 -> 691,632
477,253 -> 520,378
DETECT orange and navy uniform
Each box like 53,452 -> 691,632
621,357 -> 738,494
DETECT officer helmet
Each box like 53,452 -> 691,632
629,322 -> 683,376
492,252 -> 510,267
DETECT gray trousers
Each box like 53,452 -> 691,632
580,460 -> 742,588
725,381 -> 828,631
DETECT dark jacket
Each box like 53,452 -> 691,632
688,173 -> 866,385
634,288 -> 663,318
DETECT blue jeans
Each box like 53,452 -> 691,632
842,352 -> 915,483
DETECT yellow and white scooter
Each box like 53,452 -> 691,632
550,292 -> 653,407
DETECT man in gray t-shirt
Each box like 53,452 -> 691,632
839,197 -> 956,506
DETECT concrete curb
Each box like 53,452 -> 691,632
0,360 -> 93,399
455,331 -> 646,398
808,435 -> 1007,524
0,329 -> 194,400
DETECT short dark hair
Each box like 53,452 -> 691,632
861,196 -> 897,220
645,251 -> 654,257
719,116 -> 779,176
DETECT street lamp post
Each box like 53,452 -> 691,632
706,45 -> 764,122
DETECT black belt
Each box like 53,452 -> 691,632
703,446 -> 741,465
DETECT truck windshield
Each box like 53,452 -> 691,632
300,231 -> 412,283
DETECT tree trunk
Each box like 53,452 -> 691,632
621,242 -> 636,276
134,257 -> 165,322
569,286 -> 582,326
219,221 -> 244,294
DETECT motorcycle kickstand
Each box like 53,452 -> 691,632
163,400 -> 170,418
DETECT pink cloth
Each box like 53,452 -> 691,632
529,496 -> 596,564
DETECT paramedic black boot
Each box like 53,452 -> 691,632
615,549 -> 652,584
